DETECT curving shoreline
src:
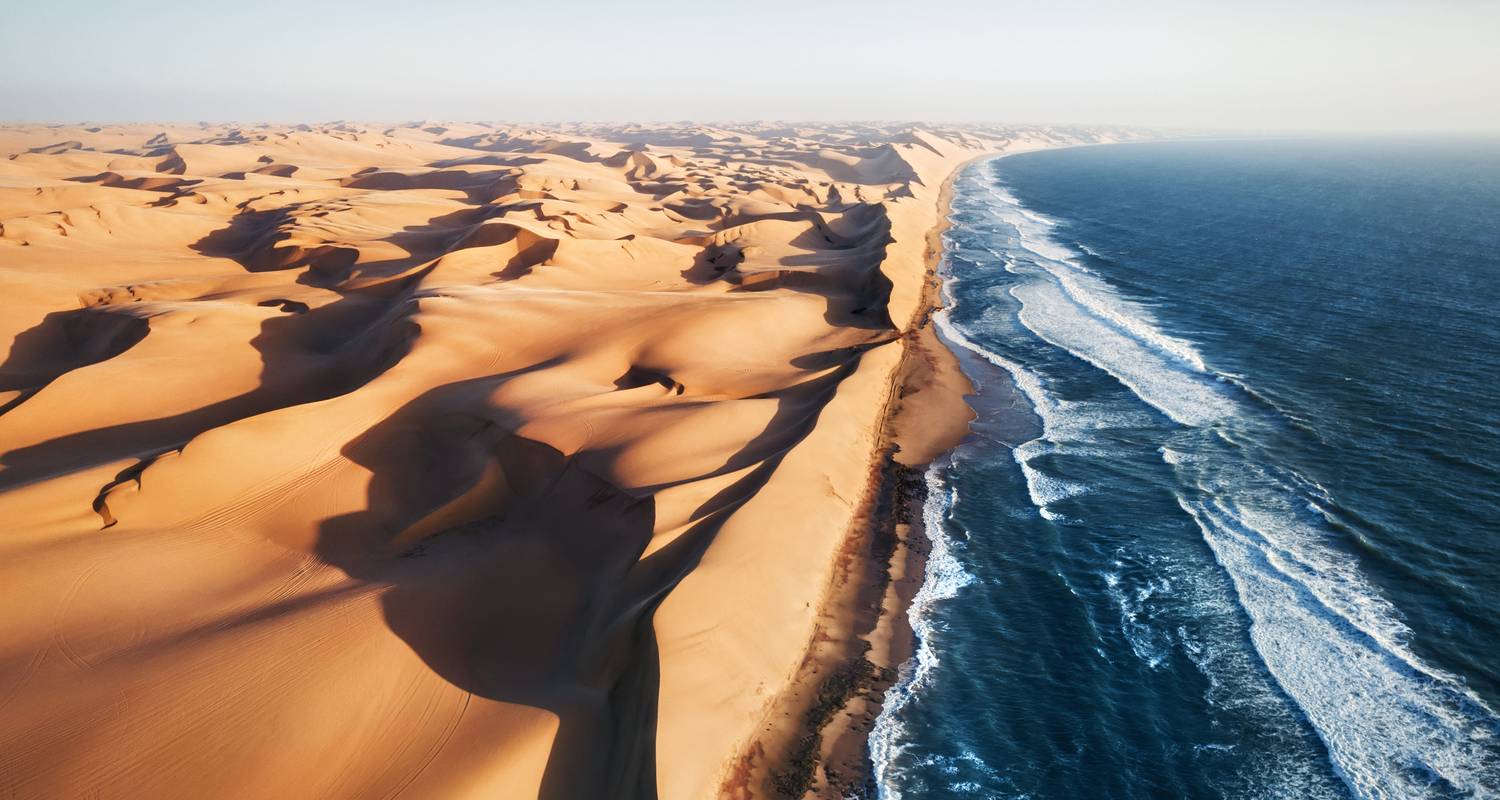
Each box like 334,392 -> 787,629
726,144 -> 1125,798
721,157 -> 979,798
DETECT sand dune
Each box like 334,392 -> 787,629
0,121 -> 1134,798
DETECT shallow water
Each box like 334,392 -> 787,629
871,138 -> 1500,799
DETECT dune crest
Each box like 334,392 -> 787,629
0,121 -> 1135,798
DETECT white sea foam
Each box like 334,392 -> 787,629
976,189 -> 1235,431
977,193 -> 1236,428
1012,280 -> 1237,427
986,184 -> 1212,374
932,305 -> 1045,414
1176,485 -> 1500,799
1012,439 -> 1087,520
902,748 -> 1014,797
934,295 -> 1144,443
931,307 -> 1084,526
936,227 -> 1156,530
870,458 -> 976,800
1044,266 -> 1210,374
1102,569 -> 1170,669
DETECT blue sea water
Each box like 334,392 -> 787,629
870,139 -> 1500,799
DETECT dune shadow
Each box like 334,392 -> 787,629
0,207 -> 479,489
0,309 -> 149,416
342,167 -> 523,205
0,198 -> 553,490
308,375 -> 675,798
311,338 -> 871,796
0,283 -> 414,492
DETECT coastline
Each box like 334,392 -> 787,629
821,156 -> 984,795
738,141 -> 1113,797
727,155 -> 984,798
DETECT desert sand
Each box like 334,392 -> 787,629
0,121 -> 1129,798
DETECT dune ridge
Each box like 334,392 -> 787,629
0,121 -> 1136,799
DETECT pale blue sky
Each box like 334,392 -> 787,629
2,0 -> 1497,130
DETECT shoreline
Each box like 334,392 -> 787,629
826,157 -> 981,796
729,154 -> 986,798
738,141 -> 1108,797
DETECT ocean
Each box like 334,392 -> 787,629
869,138 -> 1500,799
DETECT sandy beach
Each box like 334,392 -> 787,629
0,122 -> 1130,798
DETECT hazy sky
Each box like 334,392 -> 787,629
3,0 -> 1497,131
